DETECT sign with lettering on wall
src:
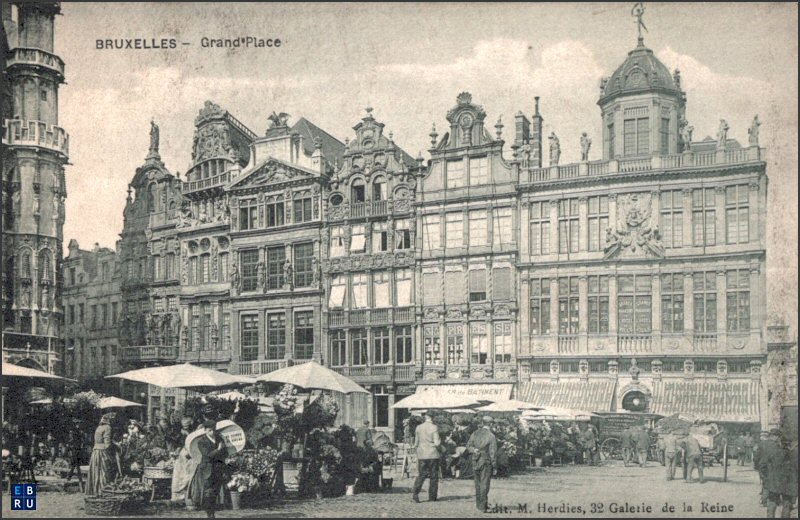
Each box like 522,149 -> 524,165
415,383 -> 513,401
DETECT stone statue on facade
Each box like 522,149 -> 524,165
580,132 -> 592,161
149,120 -> 160,155
748,115 -> 760,147
629,358 -> 641,381
230,263 -> 240,290
177,201 -> 194,228
716,119 -> 729,150
256,260 -> 266,289
267,112 -> 290,128
548,132 -> 561,166
283,259 -> 293,288
311,256 -> 320,285
679,117 -> 693,152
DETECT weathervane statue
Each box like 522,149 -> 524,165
632,2 -> 648,44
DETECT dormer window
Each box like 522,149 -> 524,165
623,117 -> 649,156
372,178 -> 387,201
351,179 -> 365,203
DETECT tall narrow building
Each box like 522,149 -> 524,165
2,2 -> 69,374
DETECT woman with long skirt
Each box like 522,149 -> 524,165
171,417 -> 201,507
187,420 -> 227,518
86,413 -> 118,496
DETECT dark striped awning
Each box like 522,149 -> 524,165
650,380 -> 761,423
516,379 -> 616,412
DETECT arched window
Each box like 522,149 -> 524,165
38,250 -> 51,283
148,184 -> 157,212
351,179 -> 365,203
20,251 -> 32,278
372,177 -> 387,201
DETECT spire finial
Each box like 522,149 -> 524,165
631,2 -> 648,45
429,123 -> 438,147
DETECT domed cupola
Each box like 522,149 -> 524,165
597,3 -> 686,160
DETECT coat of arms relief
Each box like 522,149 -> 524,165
604,192 -> 664,259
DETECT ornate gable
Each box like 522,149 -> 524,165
604,192 -> 665,259
437,92 -> 494,150
229,158 -> 316,191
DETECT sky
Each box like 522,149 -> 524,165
51,2 -> 797,332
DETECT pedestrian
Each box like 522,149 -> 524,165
171,417 -> 201,507
662,432 -> 678,481
755,431 -> 770,505
64,421 -> 85,491
187,420 -> 228,518
86,413 -> 118,496
355,420 -> 374,449
634,426 -> 651,468
466,415 -> 498,513
735,433 -> 747,466
743,432 -> 755,465
411,412 -> 441,503
681,435 -> 704,483
757,428 -> 795,518
620,428 -> 633,467
581,424 -> 598,466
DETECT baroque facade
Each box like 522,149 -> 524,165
2,2 -> 69,374
69,25 -> 783,435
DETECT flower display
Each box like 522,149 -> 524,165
227,472 -> 259,493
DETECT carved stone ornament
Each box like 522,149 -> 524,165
684,359 -> 695,373
608,360 -> 619,374
550,360 -> 560,375
445,308 -> 462,320
494,304 -> 511,318
423,307 -> 439,321
651,360 -> 663,375
730,337 -> 748,350
471,307 -> 488,319
604,192 -> 664,259
423,368 -> 444,380
193,122 -> 234,163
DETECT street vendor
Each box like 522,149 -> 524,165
187,419 -> 228,519
171,416 -> 202,507
86,413 -> 119,496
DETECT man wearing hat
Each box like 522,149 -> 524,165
187,420 -> 227,518
466,415 -> 498,512
756,428 -> 795,518
411,412 -> 441,502
355,419 -> 374,449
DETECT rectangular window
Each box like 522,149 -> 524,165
469,210 -> 488,247
660,117 -> 670,154
692,188 -> 716,246
493,207 -> 513,246
558,277 -> 579,334
469,270 -> 487,302
588,196 -> 609,252
374,271 -> 390,308
725,185 -> 749,244
446,159 -> 465,188
293,197 -> 313,223
239,199 -> 258,230
396,268 -> 412,307
493,267 -> 512,301
165,253 -> 175,280
101,304 -> 108,328
373,221 -> 389,252
444,270 -> 465,305
78,303 -> 84,324
660,190 -> 684,248
240,249 -> 259,292
266,201 -> 285,228
166,296 -> 177,312
726,269 -> 750,332
68,304 -> 75,325
267,246 -> 285,290
693,272 -> 718,333
90,305 -> 97,329
331,330 -> 347,367
373,385 -> 389,428
329,274 -> 346,308
530,278 -> 551,335
661,273 -> 684,333
267,313 -> 286,360
294,311 -> 314,359
623,117 -> 649,156
330,226 -> 345,258
201,302 -> 212,350
221,304 -> 230,350
352,273 -> 368,309
494,322 -> 512,363
373,327 -> 390,364
470,156 -> 489,185
445,212 -> 463,249
447,324 -> 464,364
588,275 -> 609,334
153,297 -> 164,313
350,224 -> 366,253
424,325 -> 442,365
352,329 -> 368,365
219,252 -> 229,283
395,219 -> 411,250
470,322 -> 488,365
422,215 -> 441,250
558,199 -> 579,253
617,274 -> 652,334
240,314 -> 259,361
395,326 -> 413,364
201,254 -> 210,283
294,243 -> 314,288
188,257 -> 196,285
529,201 -> 550,256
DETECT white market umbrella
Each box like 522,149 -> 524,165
391,392 -> 482,410
97,396 -> 145,409
3,362 -> 77,386
521,407 -> 597,421
107,363 -> 254,392
213,391 -> 249,401
253,361 -> 367,394
478,400 -> 546,413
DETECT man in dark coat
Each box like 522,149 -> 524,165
466,416 -> 498,512
681,434 -> 704,483
634,426 -> 651,467
581,425 -> 598,466
757,428 -> 795,518
189,420 -> 228,518
620,428 -> 633,467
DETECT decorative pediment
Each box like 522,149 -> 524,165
230,159 -> 316,191
604,192 -> 664,259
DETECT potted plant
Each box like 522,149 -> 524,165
226,473 -> 257,510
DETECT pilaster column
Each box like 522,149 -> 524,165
549,200 -> 559,255
608,275 -> 618,336
549,278 -> 559,338
748,181 -> 759,247
578,197 -> 588,252
716,270 -> 727,340
578,274 -> 588,354
520,201 -> 530,258
683,270 -> 694,334
715,186 -> 726,246
682,189 -> 693,246
652,271 -> 662,333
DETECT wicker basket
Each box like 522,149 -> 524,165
84,496 -> 127,517
143,466 -> 173,479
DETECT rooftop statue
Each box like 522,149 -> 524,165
580,132 -> 592,162
548,132 -> 561,166
748,115 -> 761,147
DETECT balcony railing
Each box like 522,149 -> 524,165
7,48 -> 65,78
183,171 -> 231,193
557,335 -> 579,354
618,334 -> 652,353
235,358 -> 312,376
326,199 -> 413,221
327,307 -> 415,327
693,333 -> 718,352
121,345 -> 178,363
524,147 -> 765,184
3,119 -> 69,157
332,364 -> 416,381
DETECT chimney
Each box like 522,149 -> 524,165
514,111 -> 530,147
531,96 -> 544,168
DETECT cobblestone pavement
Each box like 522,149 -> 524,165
4,462 -> 796,518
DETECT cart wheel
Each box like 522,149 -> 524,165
600,438 -> 621,460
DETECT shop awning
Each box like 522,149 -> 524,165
515,379 -> 616,412
414,383 -> 514,402
650,380 -> 760,423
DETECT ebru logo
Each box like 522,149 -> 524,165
11,483 -> 36,510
